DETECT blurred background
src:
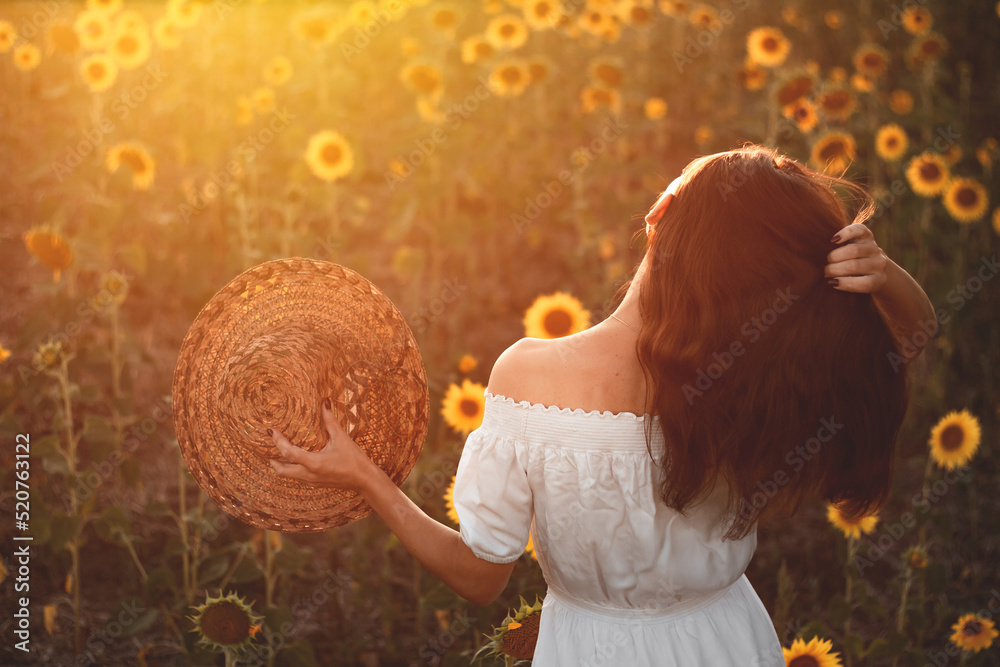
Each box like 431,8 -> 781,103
0,0 -> 998,664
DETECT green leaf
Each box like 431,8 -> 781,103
843,632 -> 864,657
95,505 -> 131,545
34,434 -> 68,476
229,553 -> 264,584
799,619 -> 831,641
265,605 -> 293,634
49,513 -> 82,552
122,607 -> 158,638
926,561 -> 946,595
829,593 -> 851,627
276,639 -> 319,667
274,539 -> 310,576
144,501 -> 173,518
196,552 -> 230,586
81,415 -> 115,448
886,629 -> 908,657
864,638 -> 888,659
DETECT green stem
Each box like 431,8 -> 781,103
123,535 -> 148,583
845,537 -> 856,667
57,360 -> 82,653
178,455 -> 192,605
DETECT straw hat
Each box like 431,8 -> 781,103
172,257 -> 429,532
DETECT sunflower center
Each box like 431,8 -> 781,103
939,424 -> 964,451
819,140 -> 846,162
534,3 -> 551,18
322,143 -> 343,165
459,398 -> 480,417
885,136 -> 899,148
921,39 -> 941,56
88,62 -> 106,78
434,11 -> 456,28
85,21 -> 103,38
633,7 -> 652,22
200,601 -> 251,646
761,36 -> 778,52
863,53 -> 883,68
500,66 -> 523,85
117,35 -> 138,55
963,620 -> 983,636
595,64 -> 622,87
475,42 -> 492,58
788,657 -> 821,667
794,106 -> 809,120
918,161 -> 941,181
543,308 -> 573,337
955,187 -> 978,208
121,149 -> 147,173
777,76 -> 813,106
410,67 -> 440,93
822,91 -> 851,111
499,23 -> 516,38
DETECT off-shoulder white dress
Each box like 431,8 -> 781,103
452,392 -> 785,667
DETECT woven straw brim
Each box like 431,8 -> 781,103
172,258 -> 428,532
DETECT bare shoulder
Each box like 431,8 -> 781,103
487,337 -> 555,400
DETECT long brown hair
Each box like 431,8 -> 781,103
636,145 -> 909,540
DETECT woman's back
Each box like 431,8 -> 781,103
453,329 -> 786,665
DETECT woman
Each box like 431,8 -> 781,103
268,146 -> 934,665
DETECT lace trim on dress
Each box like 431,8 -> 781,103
484,391 -> 654,422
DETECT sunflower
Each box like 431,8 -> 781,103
738,63 -> 767,91
874,124 -> 908,161
400,36 -> 421,58
13,43 -> 41,71
107,142 -> 155,190
400,61 -> 443,100
928,409 -> 982,469
816,86 -> 857,121
690,4 -> 721,31
827,67 -> 847,83
460,35 -> 493,63
526,56 -> 553,84
824,10 -> 843,29
782,99 -> 818,133
901,6 -> 933,35
305,131 -> 354,183
942,144 -> 963,166
486,13 -> 529,50
782,636 -> 843,667
810,132 -> 856,174
644,97 -> 667,120
977,137 -> 997,168
47,23 -> 81,55
150,16 -> 181,49
0,20 -> 16,53
781,6 -> 802,28
524,292 -> 591,339
457,354 -> 478,374
262,55 -> 292,86
443,476 -> 460,525
695,125 -> 715,146
114,10 -> 148,33
950,614 -> 998,653
0,343 -> 10,364
251,87 -> 275,114
908,32 -> 947,66
484,0 -> 504,14
188,591 -> 263,659
587,57 -> 624,89
108,26 -> 151,70
429,5 -> 462,36
32,339 -> 65,372
347,0 -> 377,25
294,13 -> 336,45
852,43 -> 889,78
746,26 -> 790,68
994,208 -> 1000,236
826,503 -> 878,540
523,0 -> 559,29
888,89 -> 914,115
904,545 -> 928,570
774,72 -> 814,106
943,178 -> 989,224
23,229 -> 73,282
167,0 -> 203,29
478,597 -> 544,661
524,532 -> 538,560
905,152 -> 949,197
618,0 -> 654,26
850,74 -> 874,93
580,85 -> 621,114
87,0 -> 122,12
440,379 -> 486,435
488,59 -> 530,97
81,54 -> 118,92
577,8 -> 614,36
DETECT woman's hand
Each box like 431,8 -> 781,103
268,398 -> 374,492
825,223 -> 889,293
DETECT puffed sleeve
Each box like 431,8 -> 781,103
452,427 -> 533,564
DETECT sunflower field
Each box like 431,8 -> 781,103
1,0 -> 999,665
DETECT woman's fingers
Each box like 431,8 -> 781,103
320,398 -> 348,442
830,221 -> 872,244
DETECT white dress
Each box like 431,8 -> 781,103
452,392 -> 785,667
